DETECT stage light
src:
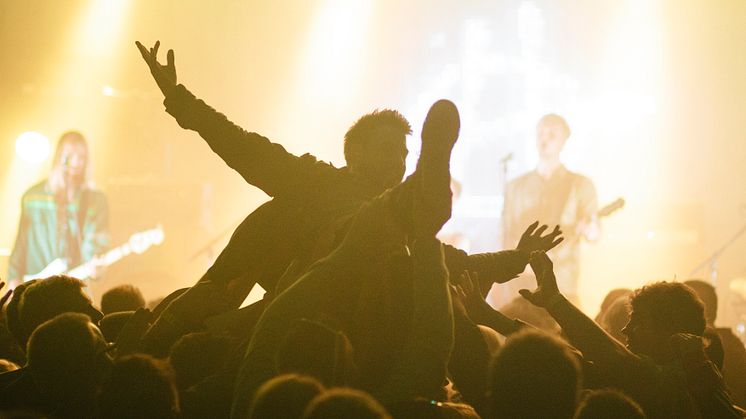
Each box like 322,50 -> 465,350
298,0 -> 373,101
102,85 -> 115,96
15,131 -> 52,164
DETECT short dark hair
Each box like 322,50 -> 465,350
27,313 -> 107,403
489,330 -> 580,419
19,275 -> 92,342
169,332 -> 235,391
630,282 -> 706,336
574,388 -> 645,419
538,113 -> 571,138
99,354 -> 179,419
343,110 -> 412,164
303,387 -> 391,419
248,374 -> 325,419
101,284 -> 146,314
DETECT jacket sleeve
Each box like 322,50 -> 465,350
163,84 -> 331,197
443,245 -> 528,286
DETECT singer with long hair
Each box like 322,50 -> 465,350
7,131 -> 109,287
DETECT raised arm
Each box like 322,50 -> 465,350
519,251 -> 638,372
444,222 -> 563,294
456,271 -> 532,337
136,41 -> 331,197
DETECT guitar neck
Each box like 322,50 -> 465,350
67,244 -> 132,279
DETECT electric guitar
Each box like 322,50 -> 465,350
565,197 -> 625,245
23,226 -> 165,282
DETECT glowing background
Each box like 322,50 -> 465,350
0,0 -> 745,323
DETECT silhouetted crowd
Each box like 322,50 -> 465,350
0,42 -> 744,418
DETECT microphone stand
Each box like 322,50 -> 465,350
688,221 -> 746,285
188,216 -> 246,266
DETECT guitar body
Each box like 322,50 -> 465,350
23,258 -> 69,282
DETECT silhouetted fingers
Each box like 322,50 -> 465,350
534,224 -> 549,236
521,221 -> 539,240
0,289 -> 12,306
453,284 -> 467,300
548,236 -> 564,250
167,49 -> 175,68
547,225 -> 561,238
460,272 -> 474,294
471,271 -> 484,297
135,41 -> 150,61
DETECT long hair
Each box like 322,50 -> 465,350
47,130 -> 95,194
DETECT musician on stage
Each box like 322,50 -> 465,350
501,114 -> 599,304
7,131 -> 109,287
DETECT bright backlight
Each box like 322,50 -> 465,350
15,131 -> 52,164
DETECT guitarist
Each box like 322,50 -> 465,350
7,131 -> 109,288
501,114 -> 599,305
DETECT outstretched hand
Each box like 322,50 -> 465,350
135,40 -> 177,96
519,251 -> 561,308
516,222 -> 563,254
